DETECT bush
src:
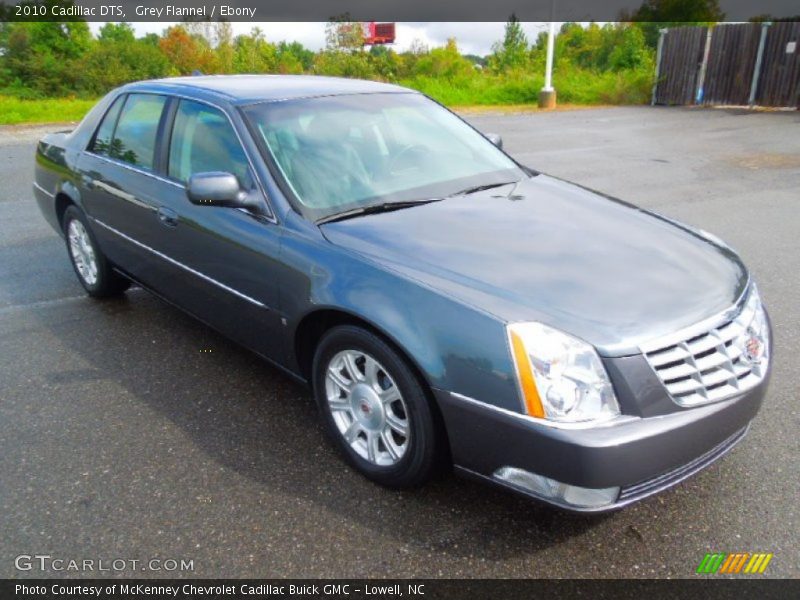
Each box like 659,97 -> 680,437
0,21 -> 656,113
402,65 -> 653,107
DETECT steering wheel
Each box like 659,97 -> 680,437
387,144 -> 430,173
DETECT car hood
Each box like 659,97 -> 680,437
320,175 -> 748,356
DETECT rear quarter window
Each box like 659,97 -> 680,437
91,95 -> 125,156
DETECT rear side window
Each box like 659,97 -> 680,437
168,100 -> 253,189
107,94 -> 167,170
91,96 -> 125,156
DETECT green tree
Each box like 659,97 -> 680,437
80,27 -> 170,94
413,38 -> 474,79
232,28 -> 278,73
553,22 -> 652,72
628,0 -> 725,47
215,22 -> 235,73
140,33 -> 161,47
368,45 -> 403,80
0,21 -> 92,96
607,25 -> 651,71
555,23 -> 601,70
314,50 -> 373,79
490,14 -> 530,72
275,41 -> 314,74
97,22 -> 135,44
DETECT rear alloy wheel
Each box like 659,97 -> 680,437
63,205 -> 130,297
67,219 -> 99,286
313,325 -> 444,487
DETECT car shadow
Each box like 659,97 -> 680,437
37,289 -> 610,560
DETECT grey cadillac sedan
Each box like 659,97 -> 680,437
33,75 -> 771,511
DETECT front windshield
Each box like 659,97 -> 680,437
242,92 -> 524,221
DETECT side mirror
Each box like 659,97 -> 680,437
485,133 -> 503,150
186,172 -> 262,213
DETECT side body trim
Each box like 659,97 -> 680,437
33,181 -> 55,198
91,217 -> 267,309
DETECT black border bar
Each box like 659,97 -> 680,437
3,579 -> 800,600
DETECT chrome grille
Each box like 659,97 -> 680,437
642,294 -> 768,407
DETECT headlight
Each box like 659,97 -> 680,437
507,322 -> 620,423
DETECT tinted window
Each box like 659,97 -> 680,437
109,94 -> 167,170
91,95 -> 125,156
168,100 -> 253,189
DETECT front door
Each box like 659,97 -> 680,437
143,98 -> 286,362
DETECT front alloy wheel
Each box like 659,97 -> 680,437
325,349 -> 410,466
313,325 -> 445,487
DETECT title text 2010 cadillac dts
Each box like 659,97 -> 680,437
33,76 -> 771,511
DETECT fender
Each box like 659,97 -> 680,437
279,212 -> 520,412
58,179 -> 83,210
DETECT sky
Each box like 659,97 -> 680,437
91,22 -> 554,56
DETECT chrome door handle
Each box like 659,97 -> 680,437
157,206 -> 179,227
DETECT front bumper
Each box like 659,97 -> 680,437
434,375 -> 767,512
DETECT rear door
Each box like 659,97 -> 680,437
78,93 -> 171,286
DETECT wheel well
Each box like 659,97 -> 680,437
295,310 -> 434,390
55,192 -> 75,229
295,309 -> 377,382
294,308 -> 452,465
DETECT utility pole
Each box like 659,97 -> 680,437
539,0 -> 557,109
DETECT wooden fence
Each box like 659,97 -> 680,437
653,22 -> 800,108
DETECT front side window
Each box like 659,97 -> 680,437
243,92 -> 523,220
168,100 -> 253,189
107,94 -> 167,170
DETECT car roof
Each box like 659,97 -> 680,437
124,74 -> 413,105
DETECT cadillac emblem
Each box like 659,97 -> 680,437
744,332 -> 763,362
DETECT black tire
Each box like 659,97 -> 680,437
62,205 -> 130,298
312,325 -> 444,488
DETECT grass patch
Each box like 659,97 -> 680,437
401,68 -> 653,107
0,68 -> 653,126
454,104 -> 612,115
0,95 -> 97,125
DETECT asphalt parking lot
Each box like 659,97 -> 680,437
1,106 -> 798,578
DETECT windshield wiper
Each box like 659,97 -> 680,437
316,198 -> 443,225
449,181 -> 518,197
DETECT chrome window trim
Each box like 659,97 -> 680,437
84,151 -> 184,189
91,217 -> 268,309
84,90 -> 278,224
33,181 -> 55,198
